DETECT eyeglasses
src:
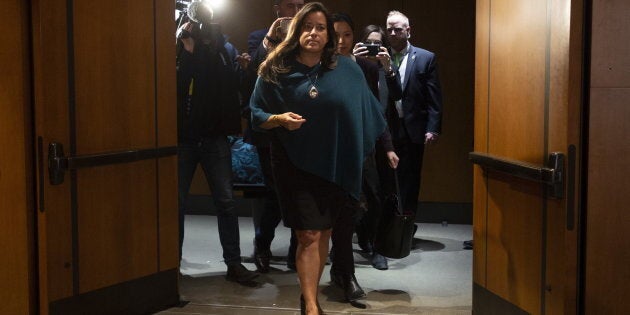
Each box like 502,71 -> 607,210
386,27 -> 406,34
365,40 -> 382,45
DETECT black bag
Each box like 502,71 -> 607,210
373,171 -> 416,259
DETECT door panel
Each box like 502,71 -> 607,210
0,1 -> 36,313
32,0 -> 178,313
474,0 -> 583,314
77,161 -> 158,292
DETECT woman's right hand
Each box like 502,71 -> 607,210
177,22 -> 195,53
353,42 -> 368,57
267,112 -> 306,130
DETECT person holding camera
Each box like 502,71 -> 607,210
249,3 -> 386,313
176,0 -> 257,284
241,0 -> 304,274
351,24 -> 405,271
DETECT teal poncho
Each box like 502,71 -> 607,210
250,56 -> 386,199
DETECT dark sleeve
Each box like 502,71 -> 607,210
377,128 -> 394,152
249,77 -> 274,132
357,58 -> 379,99
176,49 -> 195,102
425,54 -> 443,134
247,30 -> 265,56
241,42 -> 270,113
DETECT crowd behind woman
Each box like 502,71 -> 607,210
177,1 -> 439,315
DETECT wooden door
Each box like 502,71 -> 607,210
31,1 -> 179,314
472,0 -> 584,314
583,0 -> 630,312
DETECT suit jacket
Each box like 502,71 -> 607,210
247,28 -> 268,56
394,44 -> 443,144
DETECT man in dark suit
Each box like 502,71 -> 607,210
385,10 -> 443,216
242,0 -> 304,273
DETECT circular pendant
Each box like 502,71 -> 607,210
309,85 -> 319,99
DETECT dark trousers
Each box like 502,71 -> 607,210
392,138 -> 425,214
178,136 -> 241,265
253,146 -> 297,256
331,197 -> 357,275
358,152 -> 386,243
332,154 -> 383,275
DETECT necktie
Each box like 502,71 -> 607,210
393,52 -> 402,67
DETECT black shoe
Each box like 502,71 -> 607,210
253,239 -> 271,273
226,263 -> 258,283
463,240 -> 473,250
330,270 -> 366,302
358,240 -> 373,255
356,228 -> 373,255
371,253 -> 388,270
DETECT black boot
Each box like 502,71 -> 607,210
330,270 -> 366,302
253,238 -> 271,273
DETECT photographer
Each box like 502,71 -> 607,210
176,0 -> 257,284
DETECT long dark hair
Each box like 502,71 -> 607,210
361,24 -> 390,49
258,2 -> 337,84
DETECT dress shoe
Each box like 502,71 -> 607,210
358,240 -> 373,255
463,239 -> 473,250
356,228 -> 373,255
226,263 -> 258,283
330,270 -> 366,301
253,239 -> 271,273
371,253 -> 388,270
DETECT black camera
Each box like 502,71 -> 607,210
363,43 -> 381,56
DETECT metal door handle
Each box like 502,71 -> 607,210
48,142 -> 177,185
469,151 -> 565,199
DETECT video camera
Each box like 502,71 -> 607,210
175,0 -> 221,42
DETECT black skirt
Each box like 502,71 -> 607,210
270,137 -> 349,230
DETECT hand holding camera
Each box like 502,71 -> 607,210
265,17 -> 293,49
177,22 -> 196,53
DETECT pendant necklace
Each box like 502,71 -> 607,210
307,72 -> 319,99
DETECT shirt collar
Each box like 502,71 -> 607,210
392,42 -> 410,56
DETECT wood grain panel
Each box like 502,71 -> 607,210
31,0 -> 74,304
590,0 -> 630,87
486,175 -> 543,314
544,0 -> 578,313
489,0 -> 546,162
485,1 -> 547,313
77,160 -> 158,293
156,0 -> 177,148
403,0 -> 475,203
159,156 -> 179,270
473,0 -> 490,287
585,88 -> 630,314
0,1 -> 35,314
156,0 -> 179,271
74,0 -> 156,153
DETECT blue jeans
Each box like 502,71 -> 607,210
178,136 -> 241,265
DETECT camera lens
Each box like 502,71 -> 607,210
365,43 -> 380,56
